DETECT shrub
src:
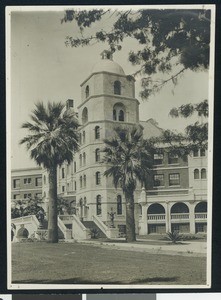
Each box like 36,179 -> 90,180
90,228 -> 100,239
166,231 -> 183,244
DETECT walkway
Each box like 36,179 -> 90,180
77,238 -> 207,257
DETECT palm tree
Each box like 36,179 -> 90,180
20,102 -> 79,243
103,126 -> 153,242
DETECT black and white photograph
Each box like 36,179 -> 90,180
7,5 -> 215,289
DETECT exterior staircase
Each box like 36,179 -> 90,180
82,221 -> 107,238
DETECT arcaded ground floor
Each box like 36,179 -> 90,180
11,241 -> 207,286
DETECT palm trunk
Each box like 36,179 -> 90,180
125,190 -> 136,242
47,164 -> 58,243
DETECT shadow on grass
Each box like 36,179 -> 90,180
12,276 -> 179,284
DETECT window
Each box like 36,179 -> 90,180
96,195 -> 102,215
96,172 -> 101,185
113,109 -> 117,121
114,81 -> 121,95
80,176 -> 83,188
82,107 -> 88,124
62,186 -> 65,192
119,110 -> 124,121
117,195 -> 122,215
193,149 -> 199,157
85,85 -> 89,98
35,193 -> 42,199
13,179 -> 20,189
200,149 -> 206,157
13,194 -> 20,200
169,173 -> 180,186
201,168 -> 207,179
79,154 -> 82,167
113,103 -> 126,122
168,153 -> 178,164
83,152 -> 86,165
194,169 -> 200,179
24,178 -> 31,184
79,132 -> 82,145
62,168 -> 65,179
154,153 -> 164,165
83,175 -> 86,187
153,174 -> 164,187
24,193 -> 31,199
95,148 -> 100,162
95,126 -> 100,139
74,162 -> 76,173
74,181 -> 77,191
138,204 -> 142,216
83,131 -> 86,144
35,177 -> 42,186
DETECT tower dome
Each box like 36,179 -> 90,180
91,50 -> 125,75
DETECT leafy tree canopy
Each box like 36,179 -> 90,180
62,8 -> 211,99
152,99 -> 208,156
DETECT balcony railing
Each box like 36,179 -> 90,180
195,212 -> 207,220
147,214 -> 166,221
171,213 -> 189,220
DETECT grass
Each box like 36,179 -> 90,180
11,241 -> 207,285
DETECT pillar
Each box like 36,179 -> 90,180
189,202 -> 196,234
165,201 -> 171,232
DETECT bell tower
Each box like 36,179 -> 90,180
75,52 -> 140,228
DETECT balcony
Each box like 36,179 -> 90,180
195,212 -> 207,220
171,213 -> 189,221
147,214 -> 166,222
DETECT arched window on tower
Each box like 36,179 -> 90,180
95,126 -> 100,139
79,154 -> 82,167
83,152 -> 86,165
83,174 -> 86,187
82,107 -> 88,124
117,195 -> 122,215
113,109 -> 117,121
83,131 -> 86,144
114,81 -> 121,95
95,148 -> 100,162
201,168 -> 207,179
85,85 -> 89,98
96,195 -> 102,215
194,169 -> 200,179
113,103 -> 126,122
119,110 -> 124,121
80,176 -> 83,188
96,171 -> 101,185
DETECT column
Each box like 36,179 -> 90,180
165,201 -> 171,232
189,202 -> 195,234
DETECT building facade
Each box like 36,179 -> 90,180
14,52 -> 207,237
11,167 -> 43,201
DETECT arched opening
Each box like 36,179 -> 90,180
85,85 -> 89,98
147,203 -> 166,234
195,202 -> 207,213
96,195 -> 102,215
113,103 -> 126,122
201,168 -> 207,179
79,154 -> 82,167
83,174 -> 86,187
96,171 -> 101,185
114,80 -> 121,95
80,176 -> 82,188
82,131 -> 86,144
119,110 -> 124,121
113,109 -> 117,121
147,203 -> 165,214
117,195 -> 122,215
83,152 -> 86,165
95,148 -> 100,162
194,169 -> 200,179
95,126 -> 100,139
171,203 -> 189,214
82,107 -> 88,124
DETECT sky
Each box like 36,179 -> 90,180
9,8 -> 211,170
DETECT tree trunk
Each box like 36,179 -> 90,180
47,165 -> 58,243
125,190 -> 136,242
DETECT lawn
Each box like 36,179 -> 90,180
12,241 -> 206,285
